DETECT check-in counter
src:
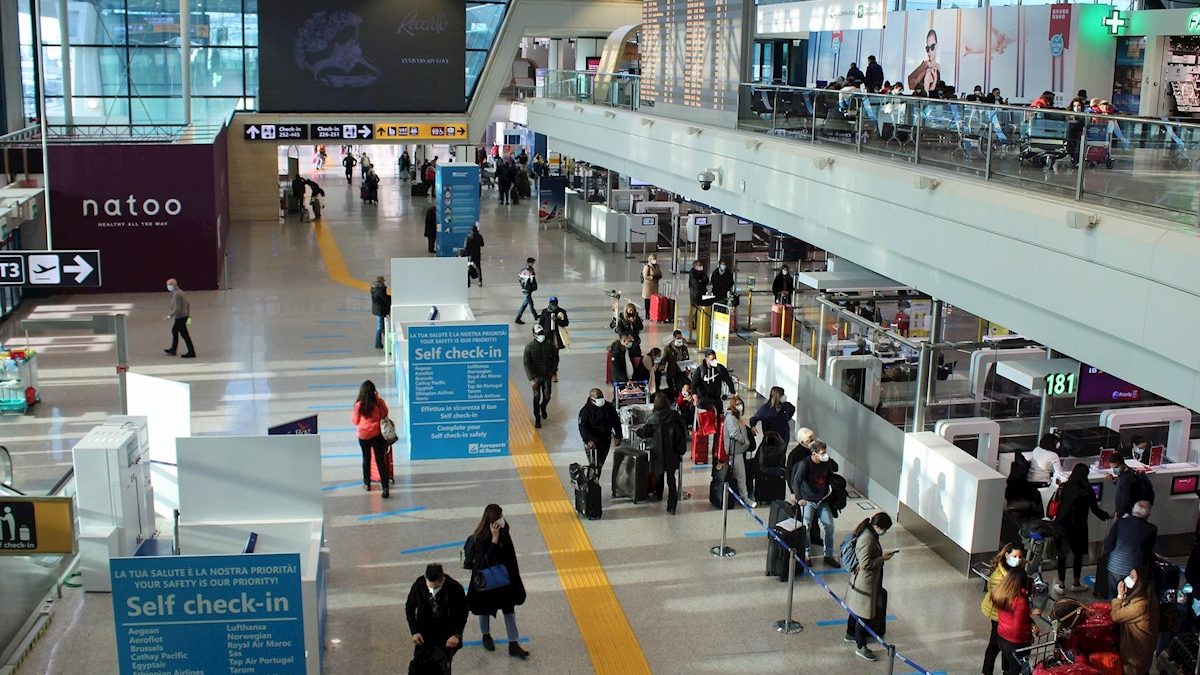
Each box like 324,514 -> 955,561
683,214 -> 753,244
1034,459 -> 1200,556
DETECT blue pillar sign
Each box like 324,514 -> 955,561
110,553 -> 306,675
434,165 -> 480,257
408,324 -> 509,459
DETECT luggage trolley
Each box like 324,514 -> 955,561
1084,123 -> 1114,169
1018,118 -> 1070,171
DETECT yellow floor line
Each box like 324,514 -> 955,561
312,221 -> 370,292
507,383 -> 651,674
313,220 -> 649,672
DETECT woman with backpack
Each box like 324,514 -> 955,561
844,512 -> 895,662
463,504 -> 529,660
350,380 -> 390,498
980,542 -> 1026,675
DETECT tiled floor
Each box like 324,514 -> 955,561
3,157 -> 1021,674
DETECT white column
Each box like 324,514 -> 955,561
180,0 -> 191,124
56,0 -> 72,126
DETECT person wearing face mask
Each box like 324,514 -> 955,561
578,388 -> 621,480
522,325 -> 559,429
990,563 -> 1040,675
636,392 -> 688,513
690,348 -> 735,411
723,394 -> 754,506
750,386 -> 795,442
1112,451 -> 1156,517
662,330 -> 691,394
608,331 -> 636,384
644,347 -> 664,395
406,563 -> 468,672
1110,567 -> 1159,675
710,260 -> 735,303
844,512 -> 895,662
616,302 -> 645,357
1024,433 -> 1065,488
771,265 -> 795,306
1052,463 -> 1111,595
465,504 -> 528,659
163,277 -> 196,358
791,441 -> 840,566
536,297 -> 570,381
688,259 -> 710,331
1102,500 -> 1158,601
641,253 -> 663,317
786,427 -> 817,477
980,543 -> 1026,675
1128,435 -> 1150,464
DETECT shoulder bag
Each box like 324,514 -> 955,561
380,416 -> 398,445
472,563 -> 511,592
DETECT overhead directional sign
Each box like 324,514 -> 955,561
374,123 -> 469,141
243,123 -> 307,141
0,250 -> 101,287
309,123 -> 373,141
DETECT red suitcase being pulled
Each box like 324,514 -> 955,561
1085,652 -> 1121,675
770,304 -> 794,337
691,431 -> 709,464
1032,662 -> 1101,675
1063,602 -> 1119,655
649,294 -> 674,323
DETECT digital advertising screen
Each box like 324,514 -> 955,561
257,0 -> 465,113
1075,364 -> 1142,406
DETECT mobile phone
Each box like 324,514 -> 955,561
889,549 -> 900,555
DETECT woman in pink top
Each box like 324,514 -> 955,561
351,380 -> 390,498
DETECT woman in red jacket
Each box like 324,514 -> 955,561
351,380 -> 390,498
990,565 -> 1040,675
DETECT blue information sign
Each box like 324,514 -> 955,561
434,165 -> 480,257
110,553 -> 306,675
268,415 -> 318,436
407,324 -> 509,459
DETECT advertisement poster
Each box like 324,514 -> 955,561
257,0 -> 466,113
907,299 -> 932,339
268,415 -> 319,435
407,324 -> 508,460
434,165 -> 480,257
712,308 -> 730,366
48,133 -> 229,292
110,553 -> 306,675
538,176 -> 568,222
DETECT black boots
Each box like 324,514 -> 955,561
508,642 -> 529,659
481,634 -> 495,651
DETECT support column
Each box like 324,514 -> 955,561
55,0 -> 72,126
180,0 -> 191,125
1037,348 -> 1054,439
913,342 -> 931,432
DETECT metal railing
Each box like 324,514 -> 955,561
534,70 -> 1200,227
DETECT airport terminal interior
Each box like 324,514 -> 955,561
1,0 -> 1200,674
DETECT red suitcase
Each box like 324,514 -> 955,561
691,431 -> 709,464
1065,602 -> 1118,655
1032,662 -> 1100,675
369,447 -> 394,485
605,345 -> 613,384
650,294 -> 674,323
770,304 -> 794,337
1085,652 -> 1121,675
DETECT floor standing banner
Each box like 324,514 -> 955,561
434,165 -> 480,257
110,553 -> 306,675
407,324 -> 508,459
538,176 -> 568,221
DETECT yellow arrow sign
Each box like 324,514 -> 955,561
373,123 -> 469,141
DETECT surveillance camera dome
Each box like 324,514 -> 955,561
698,170 -> 715,191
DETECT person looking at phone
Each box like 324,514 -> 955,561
844,512 -> 895,662
464,504 -> 529,659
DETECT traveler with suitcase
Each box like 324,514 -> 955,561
1102,501 -> 1158,600
536,297 -> 570,370
990,564 -> 1040,675
662,330 -> 691,394
615,302 -> 646,358
635,392 -> 687,514
689,349 -> 735,411
772,264 -> 796,305
578,388 -> 622,481
688,260 -> 709,330
463,505 -> 529,659
351,380 -> 391,498
791,441 -> 840,566
1052,464 -> 1112,594
844,512 -> 896,662
723,395 -> 754,507
980,543 -> 1027,675
608,332 -> 635,384
405,563 -> 468,673
522,325 -> 559,429
641,254 -> 663,317
1110,567 -> 1159,675
749,386 -> 795,441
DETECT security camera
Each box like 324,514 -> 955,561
698,170 -> 717,191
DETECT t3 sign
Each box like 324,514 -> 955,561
0,250 -> 102,287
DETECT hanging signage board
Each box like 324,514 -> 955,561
0,496 -> 75,556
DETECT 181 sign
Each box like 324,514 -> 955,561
1044,371 -> 1078,397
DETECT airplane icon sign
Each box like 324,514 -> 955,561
0,251 -> 102,287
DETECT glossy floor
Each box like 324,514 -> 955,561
4,164 -> 1042,674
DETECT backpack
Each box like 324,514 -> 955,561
1132,472 -> 1156,504
519,269 -> 537,292
839,531 -> 859,572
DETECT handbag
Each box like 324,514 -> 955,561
473,564 -> 510,591
559,325 -> 571,350
380,416 -> 398,444
1047,487 -> 1062,519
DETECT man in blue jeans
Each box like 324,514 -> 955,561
514,257 -> 538,324
370,276 -> 389,349
790,440 -> 840,567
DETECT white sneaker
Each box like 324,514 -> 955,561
855,646 -> 877,662
1070,582 -> 1088,592
1053,582 -> 1065,594
749,501 -> 759,508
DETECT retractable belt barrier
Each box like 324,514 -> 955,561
719,483 -> 936,675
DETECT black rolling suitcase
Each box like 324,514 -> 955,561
411,182 -> 429,197
709,461 -> 738,508
570,446 -> 603,520
765,500 -> 805,581
755,465 -> 788,503
611,443 -> 649,503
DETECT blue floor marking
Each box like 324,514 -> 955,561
321,481 -> 364,492
744,531 -> 768,537
461,637 -> 530,648
303,334 -> 347,339
358,505 -> 427,522
688,464 -> 711,471
810,568 -> 848,576
307,404 -> 351,411
305,348 -> 353,355
400,541 -> 463,555
319,319 -> 361,325
308,383 -> 361,389
322,453 -> 360,460
814,615 -> 896,627
306,365 -> 358,371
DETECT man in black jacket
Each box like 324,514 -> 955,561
370,276 -> 389,350
537,296 -> 569,383
406,563 -> 468,671
578,388 -> 621,479
710,260 -> 734,302
789,441 -> 841,567
424,206 -> 437,253
688,260 -> 709,330
515,257 -> 538,324
689,348 -> 735,410
609,332 -> 635,384
864,55 -> 884,92
463,226 -> 484,286
523,325 -> 559,428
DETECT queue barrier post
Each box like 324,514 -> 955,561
885,643 -> 897,675
774,548 -> 804,634
709,482 -> 736,558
